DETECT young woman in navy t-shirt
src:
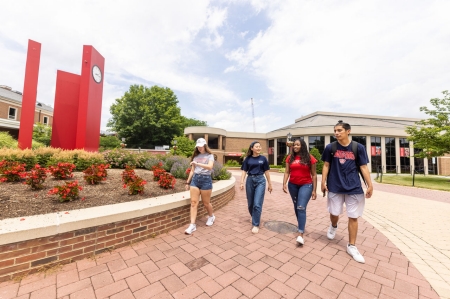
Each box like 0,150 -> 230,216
240,141 -> 273,234
282,139 -> 317,245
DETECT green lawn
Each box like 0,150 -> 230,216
376,175 -> 450,192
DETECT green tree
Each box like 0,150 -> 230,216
406,90 -> 450,158
309,148 -> 324,174
108,85 -> 184,148
99,135 -> 121,150
170,136 -> 196,157
181,117 -> 207,128
33,123 -> 52,146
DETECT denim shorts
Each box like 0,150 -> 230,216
190,174 -> 213,190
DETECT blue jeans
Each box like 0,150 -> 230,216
190,174 -> 213,190
246,174 -> 266,226
287,182 -> 313,233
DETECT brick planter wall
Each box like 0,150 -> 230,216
0,184 -> 235,282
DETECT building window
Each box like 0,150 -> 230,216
385,137 -> 396,173
43,116 -> 49,125
277,138 -> 287,165
8,107 -> 17,120
222,136 -> 226,150
330,136 -> 337,143
268,139 -> 274,165
352,136 -> 366,147
371,137 -> 381,172
399,138 -> 410,173
208,136 -> 218,149
308,136 -> 325,154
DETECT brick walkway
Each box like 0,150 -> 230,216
0,173 -> 443,299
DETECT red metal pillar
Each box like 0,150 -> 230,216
18,40 -> 41,149
50,71 -> 81,149
76,45 -> 105,151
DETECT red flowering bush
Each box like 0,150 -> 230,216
152,162 -> 165,181
48,180 -> 82,202
158,172 -> 176,189
0,160 -> 27,182
83,163 -> 110,185
124,175 -> 147,195
185,168 -> 191,174
48,162 -> 76,180
121,165 -> 136,184
25,164 -> 48,190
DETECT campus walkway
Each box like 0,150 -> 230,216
0,172 -> 448,299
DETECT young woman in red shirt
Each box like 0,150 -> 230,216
283,138 -> 317,245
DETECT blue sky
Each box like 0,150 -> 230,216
1,0 -> 450,133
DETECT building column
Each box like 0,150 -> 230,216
188,134 -> 193,140
204,134 -> 208,143
324,135 -> 330,147
424,157 -> 428,176
395,137 -> 400,174
218,135 -> 223,150
274,138 -> 278,166
305,136 -> 309,151
409,141 -> 414,174
381,137 -> 386,173
366,136 -> 371,171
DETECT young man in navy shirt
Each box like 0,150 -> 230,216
321,121 -> 373,263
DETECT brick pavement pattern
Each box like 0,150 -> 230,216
0,174 -> 441,299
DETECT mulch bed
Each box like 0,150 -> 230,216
0,169 -> 188,220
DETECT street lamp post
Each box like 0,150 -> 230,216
173,140 -> 178,155
286,132 -> 293,147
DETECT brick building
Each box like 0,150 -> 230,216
0,85 -> 53,138
184,111 -> 450,175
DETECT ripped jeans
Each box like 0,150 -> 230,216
287,182 -> 313,233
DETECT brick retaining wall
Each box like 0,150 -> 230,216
0,185 -> 235,282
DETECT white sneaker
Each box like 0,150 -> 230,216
185,224 -> 196,235
327,224 -> 337,240
206,215 -> 215,226
252,226 -> 259,234
347,244 -> 365,263
296,236 -> 304,245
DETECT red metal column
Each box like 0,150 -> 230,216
50,71 -> 81,149
18,40 -> 41,149
76,45 -> 105,151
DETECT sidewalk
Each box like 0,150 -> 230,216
0,172 -> 445,299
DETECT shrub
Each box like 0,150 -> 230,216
152,162 -> 166,181
46,150 -> 75,166
73,151 -> 106,171
34,147 -> 60,167
24,164 -> 48,190
162,155 -> 185,172
99,135 -> 121,150
309,148 -> 323,174
0,160 -> 27,182
170,158 -> 191,179
0,132 -> 18,149
225,160 -> 240,166
124,175 -> 147,195
158,172 -> 176,189
143,156 -> 163,170
48,162 -> 76,179
211,161 -> 232,180
121,165 -> 137,185
103,149 -> 137,168
48,180 -> 82,202
83,163 -> 110,185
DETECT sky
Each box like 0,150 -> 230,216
1,0 -> 450,133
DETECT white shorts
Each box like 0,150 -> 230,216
327,192 -> 365,218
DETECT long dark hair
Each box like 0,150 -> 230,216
190,144 -> 212,161
245,141 -> 260,158
288,139 -> 311,166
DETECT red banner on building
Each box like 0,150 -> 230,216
400,148 -> 410,157
371,146 -> 381,156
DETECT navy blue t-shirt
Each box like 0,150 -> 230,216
321,142 -> 368,194
241,155 -> 270,175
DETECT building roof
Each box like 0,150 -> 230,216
0,86 -> 53,113
270,111 -> 421,133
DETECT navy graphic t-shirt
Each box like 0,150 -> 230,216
321,142 -> 368,194
241,155 -> 270,175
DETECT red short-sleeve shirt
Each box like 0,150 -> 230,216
286,154 -> 317,185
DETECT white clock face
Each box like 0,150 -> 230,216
92,65 -> 102,83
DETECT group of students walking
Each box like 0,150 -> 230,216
183,120 -> 373,264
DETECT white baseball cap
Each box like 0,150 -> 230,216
196,138 -> 207,147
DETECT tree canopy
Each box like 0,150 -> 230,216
406,90 -> 450,158
170,136 -> 196,157
107,85 -> 207,148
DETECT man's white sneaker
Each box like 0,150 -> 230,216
327,224 -> 337,240
206,215 -> 215,226
296,236 -> 304,245
185,224 -> 196,235
252,226 -> 259,234
347,244 -> 365,263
